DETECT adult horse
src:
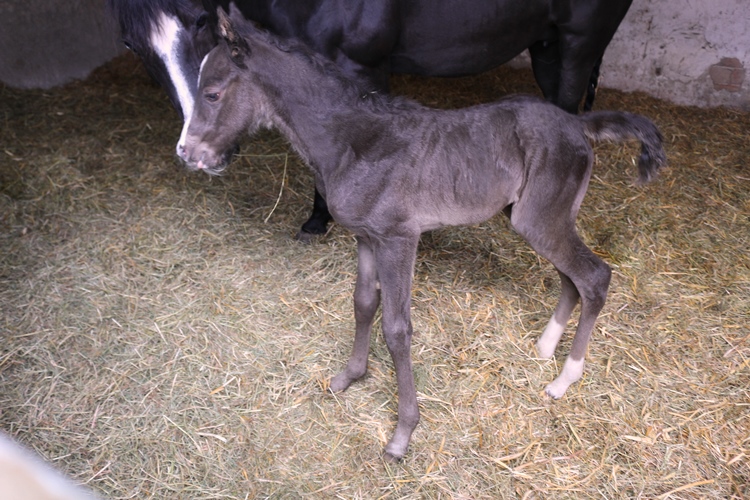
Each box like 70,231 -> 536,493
109,0 -> 634,239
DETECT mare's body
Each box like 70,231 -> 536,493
179,8 -> 665,460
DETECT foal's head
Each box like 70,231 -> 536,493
176,6 -> 274,174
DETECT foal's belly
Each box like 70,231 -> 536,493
415,203 -> 507,233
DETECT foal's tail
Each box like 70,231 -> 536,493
581,111 -> 667,184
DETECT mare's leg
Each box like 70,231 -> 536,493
529,35 -> 601,114
512,215 -> 611,399
529,39 -> 563,109
536,270 -> 580,358
296,188 -> 333,242
375,235 -> 420,461
330,238 -> 380,392
583,57 -> 602,112
555,50 -> 600,116
562,0 -> 633,112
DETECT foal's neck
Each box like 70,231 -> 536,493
260,58 -> 378,176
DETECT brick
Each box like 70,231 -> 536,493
709,58 -> 745,92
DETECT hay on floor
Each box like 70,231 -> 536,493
1,52 -> 748,499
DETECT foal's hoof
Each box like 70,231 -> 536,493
535,341 -> 556,360
328,375 -> 349,393
383,437 -> 410,463
544,358 -> 584,399
329,369 -> 362,393
544,382 -> 566,399
383,441 -> 407,463
544,376 -> 574,399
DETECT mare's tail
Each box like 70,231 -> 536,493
581,111 -> 667,184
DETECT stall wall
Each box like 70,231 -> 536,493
0,0 -> 122,89
601,0 -> 749,110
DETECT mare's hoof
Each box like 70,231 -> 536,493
294,229 -> 317,244
383,451 -> 403,463
295,219 -> 330,243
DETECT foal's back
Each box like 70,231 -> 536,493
327,95 -> 593,234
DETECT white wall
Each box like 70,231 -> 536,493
602,0 -> 750,110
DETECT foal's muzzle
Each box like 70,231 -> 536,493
177,143 -> 238,175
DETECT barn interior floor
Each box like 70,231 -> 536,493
1,52 -> 748,499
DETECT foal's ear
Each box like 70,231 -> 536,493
217,6 -> 250,68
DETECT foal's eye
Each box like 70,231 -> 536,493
205,92 -> 220,103
196,13 -> 208,29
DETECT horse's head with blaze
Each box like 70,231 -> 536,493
108,0 -> 216,136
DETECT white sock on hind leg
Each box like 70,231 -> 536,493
545,357 -> 584,399
537,317 -> 565,358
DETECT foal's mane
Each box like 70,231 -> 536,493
236,21 -> 418,113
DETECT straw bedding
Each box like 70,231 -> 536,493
1,52 -> 748,498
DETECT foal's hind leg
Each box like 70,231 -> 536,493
546,244 -> 610,398
514,218 -> 611,398
536,271 -> 579,359
330,238 -> 380,392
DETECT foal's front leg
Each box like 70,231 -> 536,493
375,236 -> 420,461
330,238 -> 380,392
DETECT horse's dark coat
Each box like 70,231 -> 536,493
204,0 -> 632,114
110,0 -> 634,239
178,8 -> 666,460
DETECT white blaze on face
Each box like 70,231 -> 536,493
149,12 -> 195,154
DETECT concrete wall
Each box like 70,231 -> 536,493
0,0 -> 748,110
603,0 -> 749,110
0,0 -> 122,89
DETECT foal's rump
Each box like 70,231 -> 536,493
493,96 -> 666,240
400,96 -> 665,233
504,95 -> 666,183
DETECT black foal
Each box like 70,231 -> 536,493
178,7 -> 666,461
